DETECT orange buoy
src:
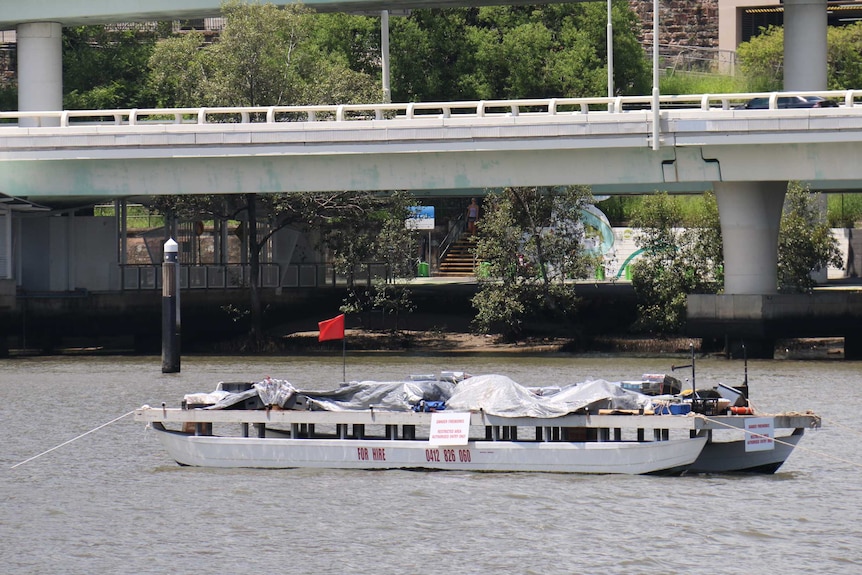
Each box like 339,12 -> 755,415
730,406 -> 754,415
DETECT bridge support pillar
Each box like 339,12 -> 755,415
17,22 -> 63,127
714,181 -> 785,295
783,0 -> 828,91
689,182 -> 787,358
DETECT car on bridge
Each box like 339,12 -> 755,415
743,95 -> 839,109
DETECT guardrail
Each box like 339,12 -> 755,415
4,90 -> 862,129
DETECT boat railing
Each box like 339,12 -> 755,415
136,406 -> 820,443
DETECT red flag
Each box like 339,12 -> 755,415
318,314 -> 345,342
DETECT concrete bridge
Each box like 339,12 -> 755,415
4,92 -> 862,356
4,92 -> 862,200
1,0 -> 858,357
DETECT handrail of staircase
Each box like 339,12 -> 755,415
438,213 -> 466,268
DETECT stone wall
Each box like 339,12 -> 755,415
628,0 -> 719,49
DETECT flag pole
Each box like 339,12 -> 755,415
342,336 -> 346,382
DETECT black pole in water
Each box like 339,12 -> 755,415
161,238 -> 181,373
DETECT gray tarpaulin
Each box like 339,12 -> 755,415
187,374 -> 650,416
301,380 -> 456,411
444,375 -> 651,418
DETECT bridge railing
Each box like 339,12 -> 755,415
6,90 -> 862,128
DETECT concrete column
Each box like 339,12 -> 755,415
783,0 -> 828,91
784,0 -> 828,282
714,181 -> 786,295
17,22 -> 63,127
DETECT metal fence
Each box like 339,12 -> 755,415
120,262 -> 390,291
644,43 -> 738,76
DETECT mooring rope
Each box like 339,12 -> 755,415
10,410 -> 135,469
696,414 -> 862,470
820,418 -> 862,437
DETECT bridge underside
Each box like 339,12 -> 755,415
0,0 -> 589,29
5,141 -> 862,205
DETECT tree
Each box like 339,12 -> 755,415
737,22 -> 862,91
147,2 -> 386,342
736,25 -> 784,92
629,192 -> 722,334
471,186 -> 595,339
147,2 -> 380,108
264,190 -> 418,320
146,30 -> 210,107
778,183 -> 843,292
64,24 -> 165,109
389,4 -> 649,102
206,1 -> 311,106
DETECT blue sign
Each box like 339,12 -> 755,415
406,206 -> 435,230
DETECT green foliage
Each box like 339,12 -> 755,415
263,189 -> 418,311
146,31 -> 210,107
827,23 -> 862,89
736,22 -> 862,91
389,3 -> 648,102
827,193 -> 862,228
363,278 -> 416,332
778,183 -> 843,292
307,13 -> 382,79
596,194 -> 722,227
736,25 -> 784,92
148,1 -> 378,107
471,186 -> 594,339
659,72 -> 752,95
0,84 -> 15,111
63,25 -> 160,108
629,192 -> 722,334
207,1 -> 311,106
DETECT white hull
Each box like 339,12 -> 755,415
150,425 -> 707,475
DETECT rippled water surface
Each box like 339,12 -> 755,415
2,355 -> 860,574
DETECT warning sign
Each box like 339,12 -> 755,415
744,418 -> 775,452
429,412 -> 470,446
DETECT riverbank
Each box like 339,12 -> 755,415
3,326 -> 845,359
212,329 -> 846,360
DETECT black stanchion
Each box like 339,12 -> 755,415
161,238 -> 180,373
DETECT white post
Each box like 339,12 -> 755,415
607,0 -> 614,98
651,0 -> 660,151
381,10 -> 391,103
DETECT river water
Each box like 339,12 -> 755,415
2,354 -> 860,575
